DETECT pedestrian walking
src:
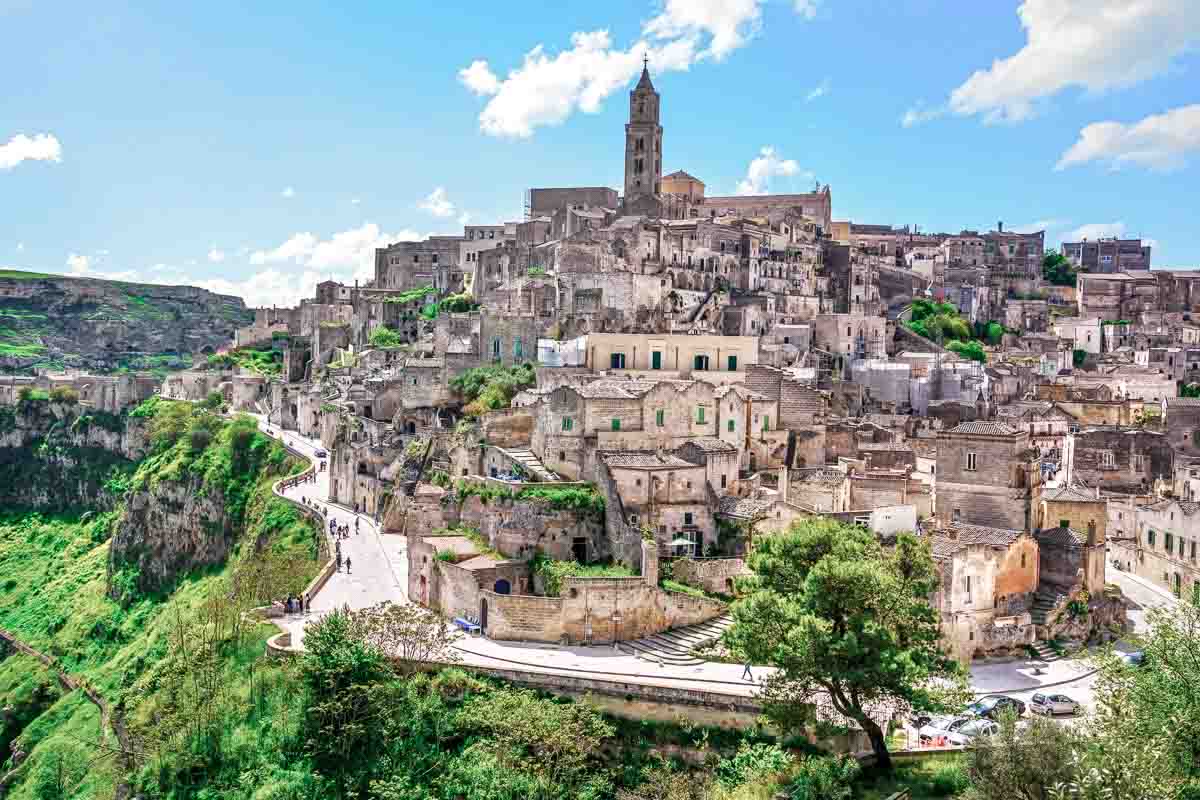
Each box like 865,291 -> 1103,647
742,663 -> 753,681
336,553 -> 342,572
345,557 -> 352,574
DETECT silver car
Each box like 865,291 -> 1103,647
946,719 -> 999,746
918,715 -> 971,743
1030,692 -> 1080,716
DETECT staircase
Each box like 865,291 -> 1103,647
1030,640 -> 1059,662
616,614 -> 733,666
1031,589 -> 1068,626
501,448 -> 559,482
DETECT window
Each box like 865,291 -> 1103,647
964,575 -> 972,602
656,409 -> 665,427
1021,553 -> 1026,568
721,474 -> 727,488
1059,519 -> 1070,529
696,406 -> 706,423
612,419 -> 621,431
1148,528 -> 1156,546
694,354 -> 710,371
684,512 -> 694,526
727,355 -> 738,371
513,337 -> 523,359
1101,450 -> 1115,467
1166,532 -> 1174,552
561,417 -> 573,432
966,452 -> 978,471
492,337 -> 501,360
728,419 -> 736,432
610,353 -> 626,369
432,254 -> 438,264
954,508 -> 962,521
559,451 -> 565,461
762,416 -> 770,431
1192,541 -> 1197,560
1181,538 -> 1187,558
651,351 -> 662,370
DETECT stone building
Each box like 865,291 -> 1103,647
1069,428 -> 1173,493
928,522 -> 1040,663
1061,237 -> 1152,273
601,451 -> 714,557
935,420 -> 1042,532
1118,498 -> 1200,600
1036,485 -> 1108,593
622,62 -> 663,211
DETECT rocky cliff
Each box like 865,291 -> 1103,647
0,269 -> 252,373
0,399 -> 148,510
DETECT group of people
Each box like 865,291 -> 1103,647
283,594 -> 309,614
331,517 -> 357,574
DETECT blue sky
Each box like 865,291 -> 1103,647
3,0 -> 1199,306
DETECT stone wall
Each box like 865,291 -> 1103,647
480,408 -> 535,449
669,558 -> 749,595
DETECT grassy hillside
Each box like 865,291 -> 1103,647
0,399 -> 321,798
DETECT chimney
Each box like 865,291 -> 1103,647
998,220 -> 1004,233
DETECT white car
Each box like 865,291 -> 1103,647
946,719 -> 999,746
1030,692 -> 1080,716
918,716 -> 972,743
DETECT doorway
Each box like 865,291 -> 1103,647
480,598 -> 488,630
572,537 -> 588,563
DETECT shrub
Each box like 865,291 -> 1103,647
946,340 -> 986,363
369,326 -> 404,348
787,755 -> 859,800
715,742 -> 794,789
48,386 -> 79,404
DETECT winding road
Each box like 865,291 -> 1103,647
257,417 -> 1162,707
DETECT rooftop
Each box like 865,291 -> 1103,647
943,420 -> 1020,436
929,522 -> 1026,559
681,437 -> 738,454
602,452 -> 695,469
717,496 -> 774,519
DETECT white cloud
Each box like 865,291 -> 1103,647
65,253 -> 90,275
15,243 -> 22,251
460,0 -> 820,138
735,146 -> 809,195
351,197 -> 361,206
457,212 -> 472,227
0,133 -> 62,170
901,104 -> 945,128
793,0 -> 821,20
805,78 -> 829,102
207,246 -> 226,263
240,222 -> 423,305
1013,218 -> 1071,234
1055,104 -> 1200,171
281,186 -> 295,198
1063,222 -> 1127,242
419,187 -> 456,218
459,59 -> 502,96
947,0 -> 1200,123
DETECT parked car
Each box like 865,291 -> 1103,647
1030,692 -> 1080,716
918,716 -> 972,743
1118,650 -> 1145,667
946,719 -> 1000,747
964,694 -> 1026,719
314,449 -> 328,458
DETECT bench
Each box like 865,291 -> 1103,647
453,617 -> 481,635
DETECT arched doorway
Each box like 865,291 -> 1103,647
406,421 -> 416,435
480,598 -> 489,630
494,579 -> 511,595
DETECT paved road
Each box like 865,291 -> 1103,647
1108,566 -> 1180,634
256,419 -> 1173,704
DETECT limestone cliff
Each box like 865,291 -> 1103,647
110,477 -> 235,595
0,399 -> 147,510
0,270 -> 252,373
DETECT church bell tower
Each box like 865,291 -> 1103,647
623,58 -> 663,205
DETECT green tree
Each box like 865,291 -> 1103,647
947,340 -> 987,363
1042,251 -> 1077,287
369,326 -> 404,348
965,712 -> 1078,800
723,519 -> 967,771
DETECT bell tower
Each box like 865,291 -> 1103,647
624,57 -> 662,205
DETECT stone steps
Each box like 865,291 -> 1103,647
501,448 -> 559,482
616,614 -> 733,666
1031,641 -> 1059,662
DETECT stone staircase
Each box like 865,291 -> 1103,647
616,614 -> 733,666
1031,589 -> 1068,626
1030,640 -> 1060,662
501,448 -> 559,482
